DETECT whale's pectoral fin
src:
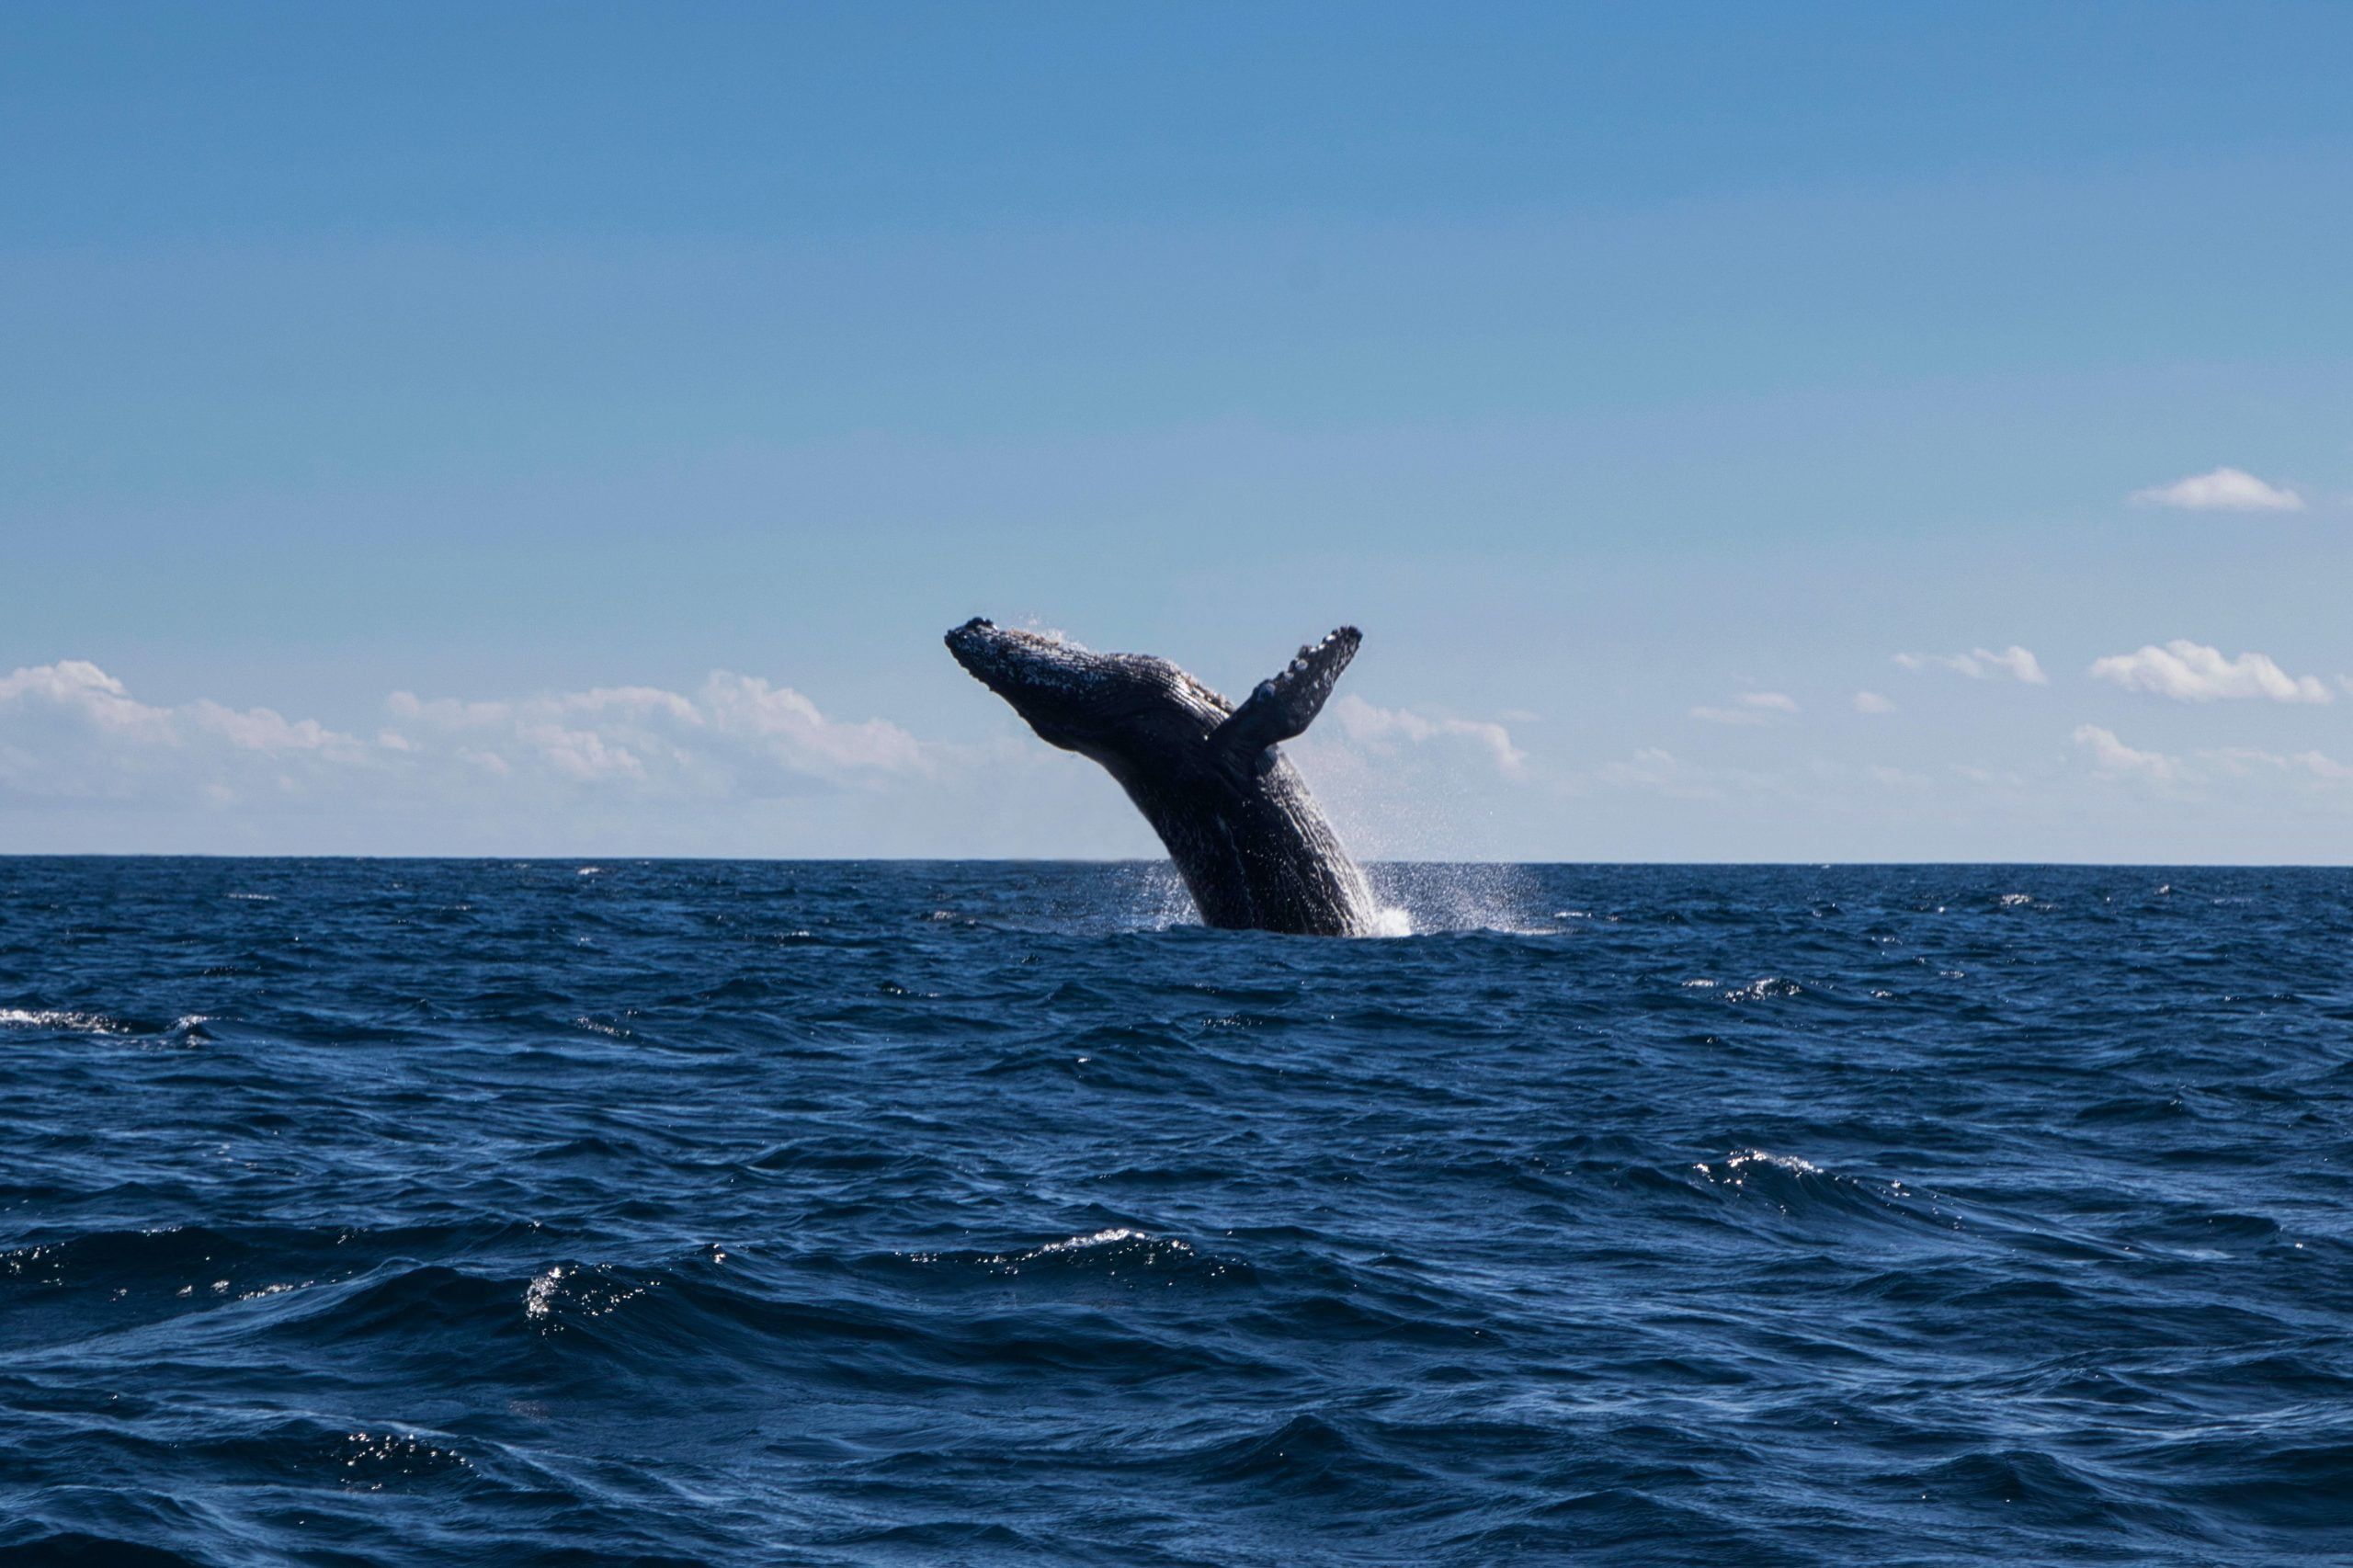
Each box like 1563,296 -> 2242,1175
1211,626 -> 1361,772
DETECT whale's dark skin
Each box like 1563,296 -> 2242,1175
946,619 -> 1378,936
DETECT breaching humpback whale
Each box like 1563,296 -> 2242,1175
945,619 -> 1378,936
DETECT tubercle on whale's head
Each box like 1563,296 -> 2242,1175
944,618 -> 1216,759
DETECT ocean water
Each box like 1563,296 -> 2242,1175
1,858 -> 2347,1567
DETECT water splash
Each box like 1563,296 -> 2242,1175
1365,862 -> 1550,934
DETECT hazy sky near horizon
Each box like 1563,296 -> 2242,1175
7,2 -> 2353,860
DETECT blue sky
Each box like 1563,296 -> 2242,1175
6,2 -> 2353,859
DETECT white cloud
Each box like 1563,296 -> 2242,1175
2073,724 -> 2178,780
2069,730 -> 2353,802
2088,641 -> 2332,704
1325,693 -> 1524,775
1894,646 -> 2048,685
1690,691 -> 1798,725
381,672 -> 932,792
2130,466 -> 2304,513
2201,745 -> 2353,781
1592,747 -> 1722,800
0,661 -> 369,802
0,660 -> 324,750
4,661 -> 1560,857
0,660 -> 926,812
1853,690 -> 1895,714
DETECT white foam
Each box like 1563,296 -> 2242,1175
1720,977 -> 1803,1002
1698,1149 -> 1824,1186
0,1008 -> 126,1033
969,1227 -> 1200,1270
1032,1227 -> 1149,1255
523,1265 -> 565,1320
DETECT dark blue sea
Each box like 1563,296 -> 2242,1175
2,859 -> 2348,1566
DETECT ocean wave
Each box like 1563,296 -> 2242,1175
1,858 -> 2347,1564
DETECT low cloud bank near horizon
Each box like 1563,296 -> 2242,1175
0,658 -> 930,799
12,655 -> 2353,860
2073,722 -> 2353,795
0,658 -> 989,856
0,660 -> 1533,858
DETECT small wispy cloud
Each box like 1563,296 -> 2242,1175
1326,694 -> 1525,775
2130,466 -> 2304,513
2073,724 -> 2179,780
1894,646 -> 2048,685
1690,691 -> 1797,725
2205,746 -> 2353,781
2074,728 -> 2353,796
1589,747 -> 1723,800
1852,690 -> 1895,714
2088,640 -> 2332,704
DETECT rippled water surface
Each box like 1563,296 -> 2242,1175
2,858 -> 2348,1565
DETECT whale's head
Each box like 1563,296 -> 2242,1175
945,618 -> 1228,770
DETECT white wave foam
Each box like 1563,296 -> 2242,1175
1698,1149 -> 1823,1186
947,1227 -> 1204,1273
1720,977 -> 1803,1002
523,1265 -> 565,1320
1034,1227 -> 1147,1255
0,1008 -> 127,1033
